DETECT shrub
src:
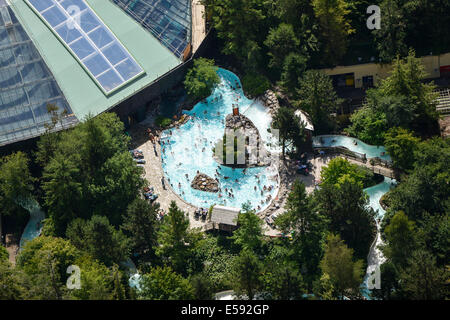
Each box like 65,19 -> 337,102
155,116 -> 172,128
184,58 -> 220,100
242,73 -> 270,97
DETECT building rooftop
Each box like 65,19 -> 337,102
9,0 -> 182,121
0,1 -> 77,146
210,205 -> 240,227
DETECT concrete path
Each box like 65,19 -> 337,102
191,0 -> 206,53
130,125 -> 207,230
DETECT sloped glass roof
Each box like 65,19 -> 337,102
26,0 -> 145,94
111,0 -> 191,59
0,2 -> 77,147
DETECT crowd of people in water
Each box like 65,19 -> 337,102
150,75 -> 279,212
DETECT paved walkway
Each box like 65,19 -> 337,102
130,124 -> 206,230
191,0 -> 206,53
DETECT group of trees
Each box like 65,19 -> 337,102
202,0 -> 450,98
346,50 -> 439,147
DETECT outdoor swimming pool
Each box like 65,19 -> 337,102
312,135 -> 391,161
160,68 -> 280,212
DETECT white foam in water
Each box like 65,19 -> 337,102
313,135 -> 391,161
161,69 -> 280,211
361,177 -> 397,299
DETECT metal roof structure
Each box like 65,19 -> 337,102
0,0 -> 77,146
111,0 -> 191,59
26,0 -> 145,94
1,0 -> 190,146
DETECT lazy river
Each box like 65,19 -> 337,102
362,177 -> 397,299
160,68 -> 280,212
313,135 -> 391,161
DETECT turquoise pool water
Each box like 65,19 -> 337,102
18,198 -> 45,249
361,177 -> 397,299
160,69 -> 280,212
313,135 -> 391,161
364,177 -> 396,219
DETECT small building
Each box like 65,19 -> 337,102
210,205 -> 240,233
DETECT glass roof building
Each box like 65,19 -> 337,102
111,0 -> 192,59
1,0 -> 194,147
0,0 -> 77,146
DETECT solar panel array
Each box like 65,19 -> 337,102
27,0 -> 144,94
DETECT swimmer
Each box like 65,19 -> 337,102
254,186 -> 257,191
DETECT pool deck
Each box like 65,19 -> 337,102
129,120 -> 304,235
129,123 -> 206,230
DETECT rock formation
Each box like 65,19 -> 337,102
191,173 -> 219,193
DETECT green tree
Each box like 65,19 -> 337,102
184,58 -> 220,100
263,261 -> 305,300
231,203 -> 263,252
272,107 -> 306,159
264,23 -> 300,71
279,52 -> 308,94
70,255 -> 117,300
41,113 -> 145,235
0,245 -> 8,262
202,0 -> 266,68
377,50 -> 439,136
157,201 -> 199,275
275,180 -> 328,287
320,157 -> 367,188
320,234 -> 364,299
374,0 -> 407,62
383,211 -> 416,267
66,215 -> 130,267
399,249 -> 448,300
42,154 -> 82,236
316,178 -> 376,259
385,137 -> 449,221
231,249 -> 262,300
190,273 -> 215,300
121,198 -> 159,264
0,152 -> 34,232
138,266 -> 194,300
312,0 -> 354,65
17,236 -> 80,299
0,259 -> 25,300
384,127 -> 420,172
313,272 -> 336,300
296,70 -> 342,133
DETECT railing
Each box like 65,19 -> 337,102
314,146 -> 393,170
